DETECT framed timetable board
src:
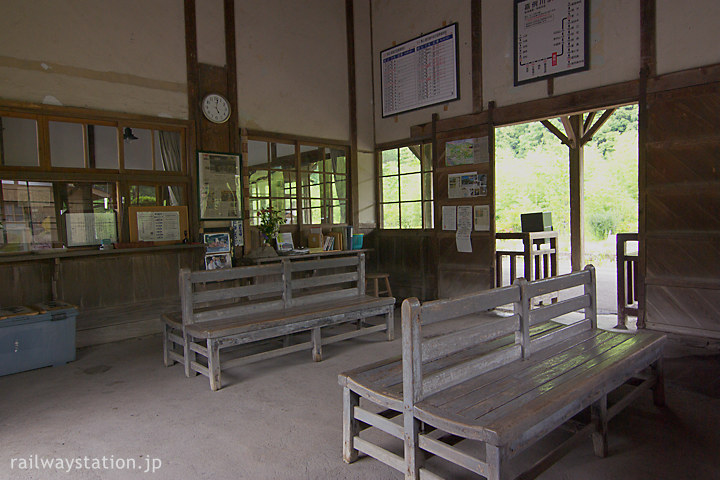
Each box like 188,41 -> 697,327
514,0 -> 589,86
381,23 -> 459,117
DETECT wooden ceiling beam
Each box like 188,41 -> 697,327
580,108 -> 616,145
540,119 -> 572,147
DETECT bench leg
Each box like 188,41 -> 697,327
591,396 -> 609,458
652,358 -> 666,407
403,415 -> 422,480
386,308 -> 395,341
183,332 -> 195,377
311,327 -> 322,362
208,339 -> 222,391
342,387 -> 360,463
162,323 -> 173,367
485,444 -> 504,480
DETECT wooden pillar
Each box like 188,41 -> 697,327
569,114 -> 584,271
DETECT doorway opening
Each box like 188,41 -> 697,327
495,104 -> 639,316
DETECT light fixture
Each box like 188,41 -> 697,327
123,127 -> 138,142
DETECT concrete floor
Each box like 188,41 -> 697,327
1,313 -> 719,479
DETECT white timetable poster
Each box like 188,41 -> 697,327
136,211 -> 181,242
514,0 -> 588,85
381,23 -> 458,117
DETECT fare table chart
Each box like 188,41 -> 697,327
381,23 -> 458,117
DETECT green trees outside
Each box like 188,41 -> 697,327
495,105 -> 638,262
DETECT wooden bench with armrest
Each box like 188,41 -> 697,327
339,266 -> 666,479
163,252 -> 395,390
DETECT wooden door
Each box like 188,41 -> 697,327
642,82 -> 720,338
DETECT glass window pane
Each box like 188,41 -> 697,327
249,198 -> 270,226
271,142 -> 295,170
382,203 -> 399,229
249,169 -> 270,197
123,128 -> 153,170
332,201 -> 346,224
399,146 -> 421,174
49,121 -> 85,168
62,182 -> 117,246
326,148 -> 346,174
0,180 -> 57,250
423,172 -> 434,200
423,201 -> 434,229
155,130 -> 182,171
381,149 -> 398,176
1,117 -> 39,167
382,175 -> 399,203
90,125 -> 119,169
159,184 -> 185,207
247,140 -> 269,167
400,173 -> 422,201
271,198 -> 296,225
299,145 -> 322,171
329,174 -> 346,199
422,143 -> 433,171
129,185 -> 157,206
302,208 -> 323,225
401,202 -> 422,229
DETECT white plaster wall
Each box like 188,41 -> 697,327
372,0 -> 473,144
0,0 -> 187,118
657,0 -> 720,75
235,0 -> 350,141
483,0 -> 640,111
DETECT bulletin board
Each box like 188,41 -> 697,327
128,206 -> 189,245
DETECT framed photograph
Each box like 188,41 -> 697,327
197,151 -> 242,220
205,253 -> 232,270
204,232 -> 230,254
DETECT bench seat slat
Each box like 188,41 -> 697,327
193,299 -> 286,323
186,294 -> 394,338
412,330 -> 664,445
442,331 -> 629,418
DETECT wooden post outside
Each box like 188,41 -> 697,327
569,114 -> 584,271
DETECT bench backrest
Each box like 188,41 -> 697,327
401,265 -> 596,404
179,252 -> 366,326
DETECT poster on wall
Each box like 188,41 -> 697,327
474,205 -> 490,231
198,151 -> 242,220
448,172 -> 487,198
514,0 -> 589,85
380,23 -> 459,117
445,137 -> 489,166
136,211 -> 180,242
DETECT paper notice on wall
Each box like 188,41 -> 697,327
136,211 -> 180,242
442,206 -> 457,231
456,205 -> 473,253
474,205 -> 490,231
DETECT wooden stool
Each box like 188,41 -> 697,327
366,273 -> 392,298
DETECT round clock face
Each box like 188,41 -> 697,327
201,93 -> 231,124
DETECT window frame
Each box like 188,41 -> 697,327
0,105 -> 190,251
377,142 -> 434,230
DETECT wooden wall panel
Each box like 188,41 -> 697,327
0,262 -> 53,307
643,82 -> 720,337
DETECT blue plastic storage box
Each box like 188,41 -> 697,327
0,301 -> 77,377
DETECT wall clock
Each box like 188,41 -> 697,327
201,93 -> 231,124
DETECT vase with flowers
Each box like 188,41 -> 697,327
250,206 -> 283,258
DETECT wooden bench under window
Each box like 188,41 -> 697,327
163,252 -> 395,390
339,266 -> 666,479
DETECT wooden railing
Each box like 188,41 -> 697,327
495,232 -> 559,302
616,233 -> 639,329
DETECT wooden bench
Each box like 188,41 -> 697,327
163,252 -> 395,390
339,266 -> 666,479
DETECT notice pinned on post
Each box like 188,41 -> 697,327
456,205 -> 473,253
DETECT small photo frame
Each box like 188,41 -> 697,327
204,232 -> 230,254
205,253 -> 232,270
